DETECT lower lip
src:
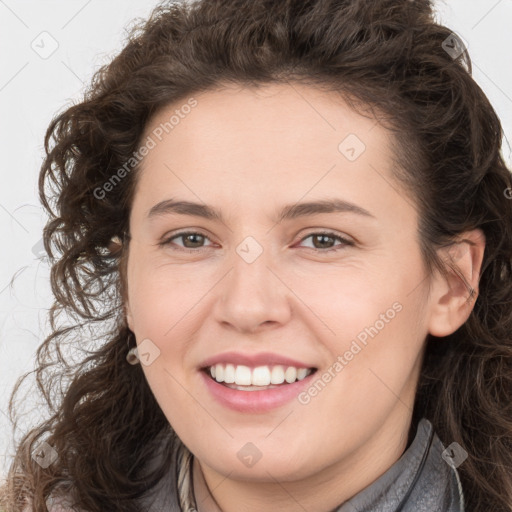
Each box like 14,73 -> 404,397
199,370 -> 317,413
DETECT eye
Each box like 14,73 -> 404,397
158,231 -> 215,252
296,231 -> 354,252
158,230 -> 354,253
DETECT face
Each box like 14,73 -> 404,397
124,83 -> 436,484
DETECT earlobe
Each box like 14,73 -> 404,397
427,229 -> 486,337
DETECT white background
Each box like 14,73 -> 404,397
0,0 -> 511,477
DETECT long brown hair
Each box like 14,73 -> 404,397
2,0 -> 511,510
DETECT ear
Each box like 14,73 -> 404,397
125,301 -> 134,331
110,234 -> 134,331
427,229 -> 486,337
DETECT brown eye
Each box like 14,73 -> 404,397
311,234 -> 336,249
159,231 -> 214,252
179,233 -> 206,248
298,232 -> 354,252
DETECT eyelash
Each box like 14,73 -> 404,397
158,230 -> 354,254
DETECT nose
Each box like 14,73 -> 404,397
211,241 -> 292,333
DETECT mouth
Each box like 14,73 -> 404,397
200,364 -> 318,391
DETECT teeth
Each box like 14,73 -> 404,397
297,368 -> 308,380
214,364 -> 224,383
235,365 -> 252,385
284,367 -> 297,383
209,363 -> 313,386
271,365 -> 285,384
252,366 -> 271,386
224,364 -> 235,383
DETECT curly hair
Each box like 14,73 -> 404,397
2,0 -> 512,510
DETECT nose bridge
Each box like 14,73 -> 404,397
229,234 -> 274,296
214,233 -> 291,330
235,234 -> 266,267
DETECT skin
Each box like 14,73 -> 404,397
124,82 -> 485,512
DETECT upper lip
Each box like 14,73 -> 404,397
199,351 -> 317,370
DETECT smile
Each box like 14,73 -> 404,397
199,365 -> 318,413
205,363 -> 315,388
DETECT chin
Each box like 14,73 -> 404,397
199,448 -> 313,482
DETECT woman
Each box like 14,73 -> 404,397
2,0 -> 511,511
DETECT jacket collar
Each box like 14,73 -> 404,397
333,417 -> 465,512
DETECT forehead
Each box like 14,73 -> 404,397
139,83 -> 391,172
143,82 -> 385,150
130,82 -> 414,227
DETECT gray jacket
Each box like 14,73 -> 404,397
139,417 -> 465,512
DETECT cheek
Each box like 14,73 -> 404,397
304,265 -> 427,406
285,265 -> 405,340
139,358 -> 196,438
127,259 -> 197,336
327,297 -> 426,419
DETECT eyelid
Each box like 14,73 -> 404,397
159,228 -> 354,252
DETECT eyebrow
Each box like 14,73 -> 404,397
147,198 -> 375,224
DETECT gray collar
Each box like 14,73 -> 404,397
333,417 -> 465,512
